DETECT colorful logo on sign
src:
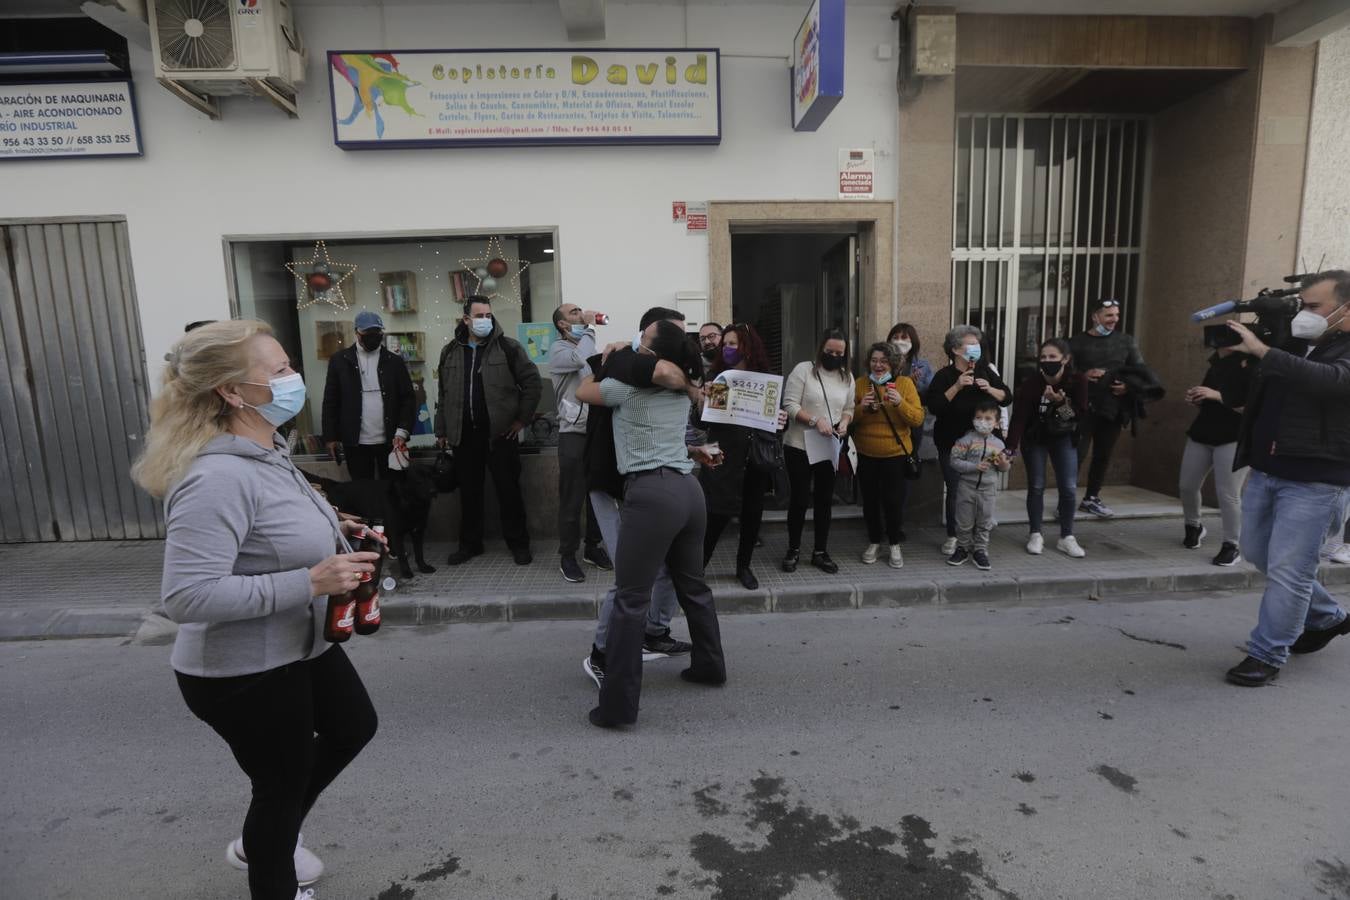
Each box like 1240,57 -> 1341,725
332,53 -> 423,139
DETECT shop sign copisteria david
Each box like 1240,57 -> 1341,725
328,48 -> 721,149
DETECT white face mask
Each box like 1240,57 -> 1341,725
1292,309 -> 1333,340
893,339 -> 912,356
973,419 -> 995,435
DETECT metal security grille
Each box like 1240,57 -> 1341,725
951,114 -> 1148,378
0,220 -> 162,542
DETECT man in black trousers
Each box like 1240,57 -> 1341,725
322,310 -> 416,480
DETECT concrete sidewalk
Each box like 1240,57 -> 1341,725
5,511 -> 1350,642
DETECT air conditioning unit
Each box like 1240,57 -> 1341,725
148,0 -> 306,118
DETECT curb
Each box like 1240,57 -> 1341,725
13,563 -> 1350,642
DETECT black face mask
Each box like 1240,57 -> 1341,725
701,347 -> 718,362
359,332 -> 384,352
1039,360 -> 1063,378
821,354 -> 846,372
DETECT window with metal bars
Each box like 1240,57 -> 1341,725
950,114 -> 1148,381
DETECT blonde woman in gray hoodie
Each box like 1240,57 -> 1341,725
134,320 -> 381,900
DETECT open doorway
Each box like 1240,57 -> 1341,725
730,230 -> 861,375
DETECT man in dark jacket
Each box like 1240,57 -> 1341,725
434,296 -> 542,566
321,310 -> 416,480
1069,298 -> 1144,518
1223,270 -> 1350,687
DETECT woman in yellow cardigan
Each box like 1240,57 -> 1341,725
853,342 -> 926,568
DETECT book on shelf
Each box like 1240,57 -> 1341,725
384,283 -> 412,312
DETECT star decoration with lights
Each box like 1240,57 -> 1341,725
458,236 -> 529,306
286,240 -> 359,311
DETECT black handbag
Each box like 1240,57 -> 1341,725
873,384 -> 923,481
431,449 -> 458,493
748,429 -> 785,472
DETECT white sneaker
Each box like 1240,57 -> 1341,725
862,543 -> 880,564
1056,535 -> 1086,558
228,834 -> 324,886
296,890 -> 316,900
1332,544 -> 1350,565
888,545 -> 904,569
941,536 -> 958,556
1026,533 -> 1044,555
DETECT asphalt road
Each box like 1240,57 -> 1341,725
3,590 -> 1349,900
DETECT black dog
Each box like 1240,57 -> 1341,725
301,465 -> 437,579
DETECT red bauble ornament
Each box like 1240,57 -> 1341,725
487,258 -> 509,278
307,272 -> 334,292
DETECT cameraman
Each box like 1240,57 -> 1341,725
1224,270 -> 1350,687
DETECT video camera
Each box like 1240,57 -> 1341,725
1191,273 -> 1310,349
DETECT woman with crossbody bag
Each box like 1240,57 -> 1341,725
1006,337 -> 1089,559
699,324 -> 787,590
852,343 -> 926,568
781,330 -> 855,573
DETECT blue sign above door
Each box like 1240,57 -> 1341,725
791,0 -> 845,132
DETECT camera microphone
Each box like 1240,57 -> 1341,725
1191,301 -> 1237,322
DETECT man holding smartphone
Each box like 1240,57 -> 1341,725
1069,299 -> 1143,518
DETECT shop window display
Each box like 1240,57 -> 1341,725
229,233 -> 559,457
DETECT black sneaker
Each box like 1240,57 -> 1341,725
1225,655 -> 1279,687
1212,542 -> 1241,567
446,546 -> 483,566
1183,524 -> 1207,550
643,628 -> 693,657
560,555 -> 585,583
947,547 -> 970,567
512,547 -> 533,566
583,546 -> 613,570
1290,614 -> 1350,655
972,549 -> 991,571
810,551 -> 839,574
582,651 -> 605,689
736,566 -> 759,590
781,549 -> 800,572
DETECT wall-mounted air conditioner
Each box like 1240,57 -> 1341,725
148,0 -> 305,118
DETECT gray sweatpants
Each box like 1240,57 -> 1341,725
597,469 -> 725,725
590,490 -> 678,651
955,476 -> 999,552
1178,438 -> 1247,545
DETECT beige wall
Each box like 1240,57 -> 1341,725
1132,23 -> 1316,494
1298,27 -> 1350,271
896,77 -> 958,375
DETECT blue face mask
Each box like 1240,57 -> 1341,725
470,317 -> 493,339
869,371 -> 892,386
1093,323 -> 1114,337
632,332 -> 644,353
964,343 -> 982,363
569,324 -> 588,338
242,373 -> 306,427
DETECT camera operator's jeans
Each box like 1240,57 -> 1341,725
1241,470 -> 1350,667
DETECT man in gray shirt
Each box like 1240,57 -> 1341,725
549,303 -> 611,583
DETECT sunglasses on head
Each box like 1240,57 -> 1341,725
1096,300 -> 1121,309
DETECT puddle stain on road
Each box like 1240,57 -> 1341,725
688,774 -> 1018,899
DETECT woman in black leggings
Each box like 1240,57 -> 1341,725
135,320 -> 380,900
780,330 -> 855,573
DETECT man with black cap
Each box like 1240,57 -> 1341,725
322,309 -> 416,480
1070,299 -> 1143,518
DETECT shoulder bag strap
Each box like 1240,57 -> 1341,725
813,369 -> 835,426
874,383 -> 909,453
